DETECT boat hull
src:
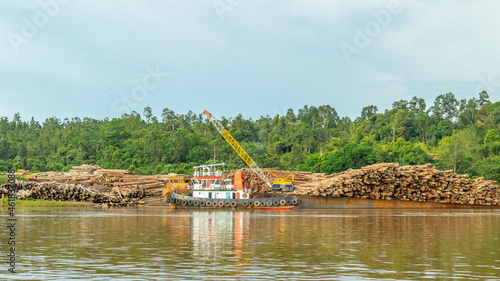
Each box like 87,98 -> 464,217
260,206 -> 298,211
166,192 -> 301,209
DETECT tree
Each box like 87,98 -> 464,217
436,129 -> 478,174
484,129 -> 500,157
320,143 -> 378,174
408,96 -> 426,117
13,113 -> 21,126
478,91 -> 490,106
430,92 -> 458,121
392,99 -> 408,111
472,156 -> 500,182
359,105 -> 378,121
318,105 -> 339,140
161,108 -> 177,130
390,110 -> 408,142
382,138 -> 432,165
143,106 -> 153,123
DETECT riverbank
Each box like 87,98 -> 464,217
2,163 -> 499,209
1,197 -> 93,207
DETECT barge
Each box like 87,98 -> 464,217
295,195 -> 500,209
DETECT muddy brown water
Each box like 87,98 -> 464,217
1,207 -> 499,280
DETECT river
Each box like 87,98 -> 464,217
2,207 -> 499,280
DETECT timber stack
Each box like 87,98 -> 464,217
9,181 -> 124,203
0,181 -> 138,204
235,168 -> 326,193
290,163 -> 500,206
36,164 -> 171,191
1,164 -> 184,205
35,164 -> 184,200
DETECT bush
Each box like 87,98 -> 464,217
320,143 -> 378,174
472,156 -> 500,182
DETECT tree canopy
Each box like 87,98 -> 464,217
1,91 -> 499,182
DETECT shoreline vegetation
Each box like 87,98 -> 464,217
0,92 -> 499,184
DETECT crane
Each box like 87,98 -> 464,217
203,110 -> 294,192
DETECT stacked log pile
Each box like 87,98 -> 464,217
1,181 -> 126,203
290,163 -> 500,206
3,164 -> 184,205
36,165 -> 171,191
234,168 -> 326,193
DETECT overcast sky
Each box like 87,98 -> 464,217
1,0 -> 499,122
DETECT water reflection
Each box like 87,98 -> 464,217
191,211 -> 247,261
0,208 -> 498,280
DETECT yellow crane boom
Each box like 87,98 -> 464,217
203,110 -> 273,189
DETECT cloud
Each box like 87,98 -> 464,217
0,0 -> 499,122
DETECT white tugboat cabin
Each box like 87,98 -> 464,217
190,163 -> 251,200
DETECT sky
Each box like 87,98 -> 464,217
1,0 -> 499,122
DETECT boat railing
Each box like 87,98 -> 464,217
193,171 -> 223,177
192,186 -> 228,191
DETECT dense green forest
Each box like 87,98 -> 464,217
1,91 -> 499,181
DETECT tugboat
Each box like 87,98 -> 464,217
164,163 -> 300,208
